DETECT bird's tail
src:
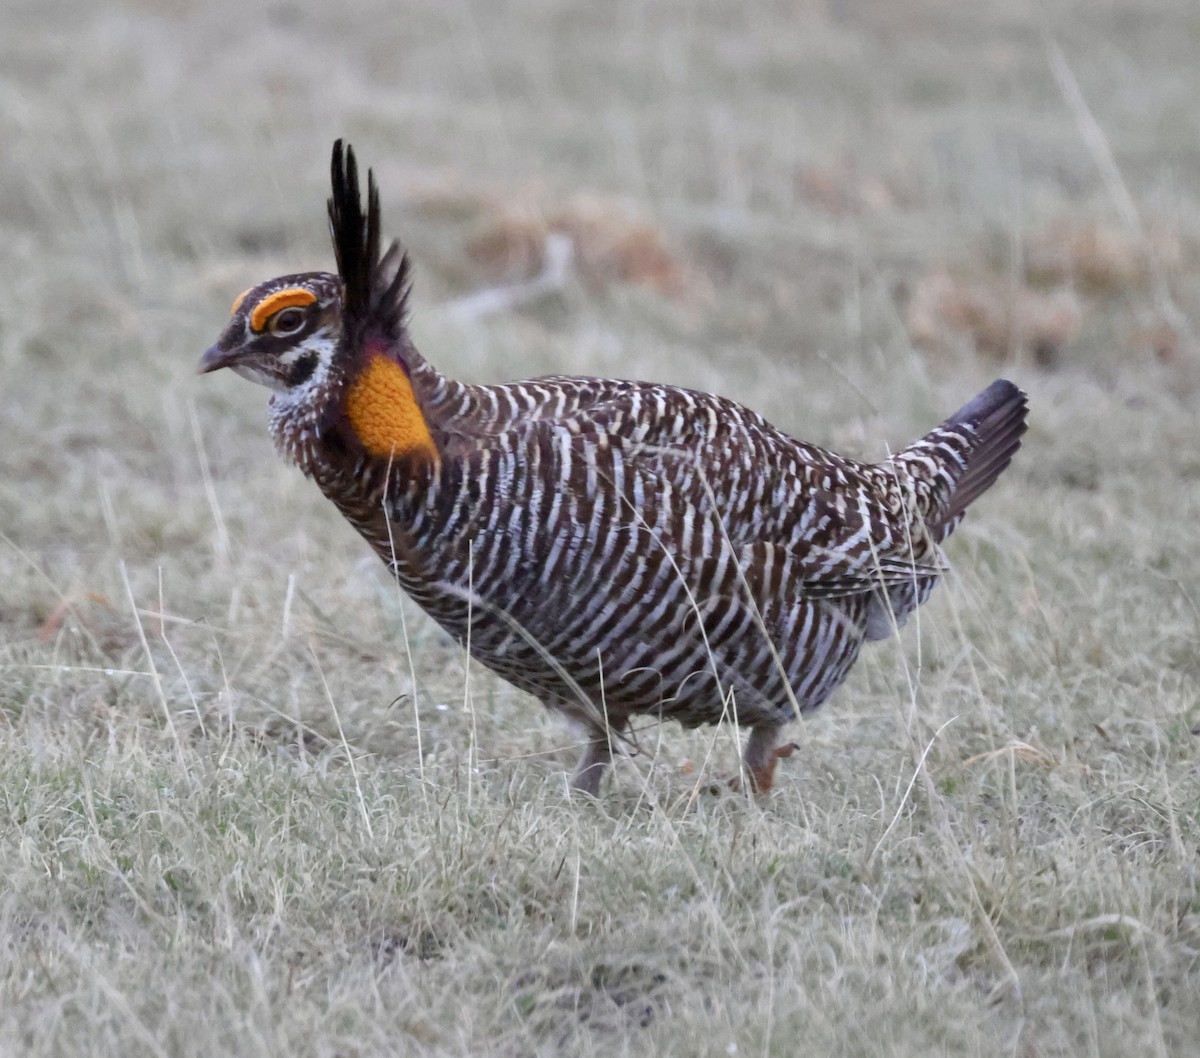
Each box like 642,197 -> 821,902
898,379 -> 1029,541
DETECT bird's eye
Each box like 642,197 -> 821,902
270,307 -> 307,336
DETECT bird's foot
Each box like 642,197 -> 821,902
728,741 -> 800,796
569,733 -> 614,797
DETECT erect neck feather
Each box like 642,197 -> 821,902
342,341 -> 438,463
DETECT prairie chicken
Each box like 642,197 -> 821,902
201,141 -> 1028,796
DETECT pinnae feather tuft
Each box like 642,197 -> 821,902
327,139 -> 411,342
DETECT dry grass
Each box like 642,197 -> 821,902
2,1 -> 1199,1055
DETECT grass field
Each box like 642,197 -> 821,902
2,1 -> 1199,1055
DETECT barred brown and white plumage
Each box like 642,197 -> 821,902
200,141 -> 1028,796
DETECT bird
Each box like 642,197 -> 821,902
200,140 -> 1028,797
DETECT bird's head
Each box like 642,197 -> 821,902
199,141 -> 437,466
199,272 -> 343,394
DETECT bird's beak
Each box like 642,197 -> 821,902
198,344 -> 238,374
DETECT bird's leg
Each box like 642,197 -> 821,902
735,724 -> 800,795
571,731 -> 615,796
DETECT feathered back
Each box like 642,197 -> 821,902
327,139 -> 411,343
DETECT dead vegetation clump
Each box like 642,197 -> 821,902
796,160 -> 920,216
905,219 -> 1188,366
1024,219 -> 1183,295
904,266 -> 1084,364
1128,318 -> 1184,364
408,181 -> 709,305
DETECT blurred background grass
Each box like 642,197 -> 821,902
1,1 -> 1198,1056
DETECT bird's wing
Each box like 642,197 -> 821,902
490,384 -> 947,601
732,518 -> 948,604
